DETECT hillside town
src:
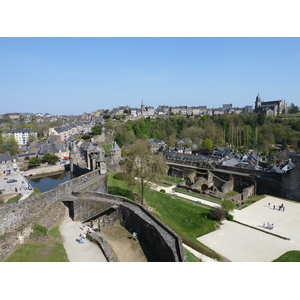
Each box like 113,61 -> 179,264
0,94 -> 296,179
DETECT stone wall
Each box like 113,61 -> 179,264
87,231 -> 118,262
0,169 -> 107,260
227,185 -> 255,204
220,176 -> 234,194
74,191 -> 186,262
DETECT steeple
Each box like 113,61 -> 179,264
255,93 -> 261,110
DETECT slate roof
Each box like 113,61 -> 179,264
163,150 -> 210,162
111,141 -> 121,151
96,150 -> 106,162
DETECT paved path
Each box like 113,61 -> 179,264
59,217 -> 107,262
149,182 -> 221,208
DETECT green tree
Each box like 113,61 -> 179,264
289,103 -> 299,114
222,200 -> 236,214
121,140 -> 167,205
28,157 -> 41,168
202,138 -> 213,149
1,135 -> 19,155
91,124 -> 103,135
41,153 -> 60,164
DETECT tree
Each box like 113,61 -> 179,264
28,157 -> 41,168
121,140 -> 167,205
222,200 -> 236,214
41,153 -> 60,165
289,103 -> 299,114
202,138 -> 213,149
1,136 -> 19,155
91,124 -> 103,136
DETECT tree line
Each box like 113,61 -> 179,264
112,112 -> 300,153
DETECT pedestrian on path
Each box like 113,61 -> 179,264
79,234 -> 84,244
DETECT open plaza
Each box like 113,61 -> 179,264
198,195 -> 300,262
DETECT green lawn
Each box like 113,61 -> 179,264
273,251 -> 300,262
4,226 -> 69,262
102,144 -> 113,155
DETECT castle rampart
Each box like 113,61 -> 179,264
0,169 -> 186,262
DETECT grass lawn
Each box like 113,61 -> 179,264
108,171 -> 222,261
4,226 -> 69,262
273,251 -> 300,262
102,144 -> 113,155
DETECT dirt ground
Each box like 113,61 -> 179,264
100,223 -> 147,262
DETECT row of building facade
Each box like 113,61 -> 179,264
107,94 -> 287,119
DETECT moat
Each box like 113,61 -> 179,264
27,170 -> 77,192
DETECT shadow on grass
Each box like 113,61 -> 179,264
108,186 -> 134,200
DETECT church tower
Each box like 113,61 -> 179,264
255,93 -> 262,111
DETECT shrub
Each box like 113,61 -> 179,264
225,213 -> 233,221
211,206 -> 226,221
160,189 -> 166,193
113,172 -> 130,181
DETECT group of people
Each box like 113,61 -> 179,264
268,202 -> 286,212
263,222 -> 274,230
77,221 -> 93,244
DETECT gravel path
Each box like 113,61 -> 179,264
59,217 -> 107,262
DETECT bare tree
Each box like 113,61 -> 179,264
121,140 -> 167,205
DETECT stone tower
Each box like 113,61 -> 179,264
70,141 -> 81,173
110,141 -> 121,164
96,148 -> 107,174
141,99 -> 145,115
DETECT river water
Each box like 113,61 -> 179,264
27,170 -> 77,193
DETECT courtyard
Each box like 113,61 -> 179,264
198,196 -> 300,262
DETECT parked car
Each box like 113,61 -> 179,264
7,179 -> 17,183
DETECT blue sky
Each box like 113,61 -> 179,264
1,37 -> 300,115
